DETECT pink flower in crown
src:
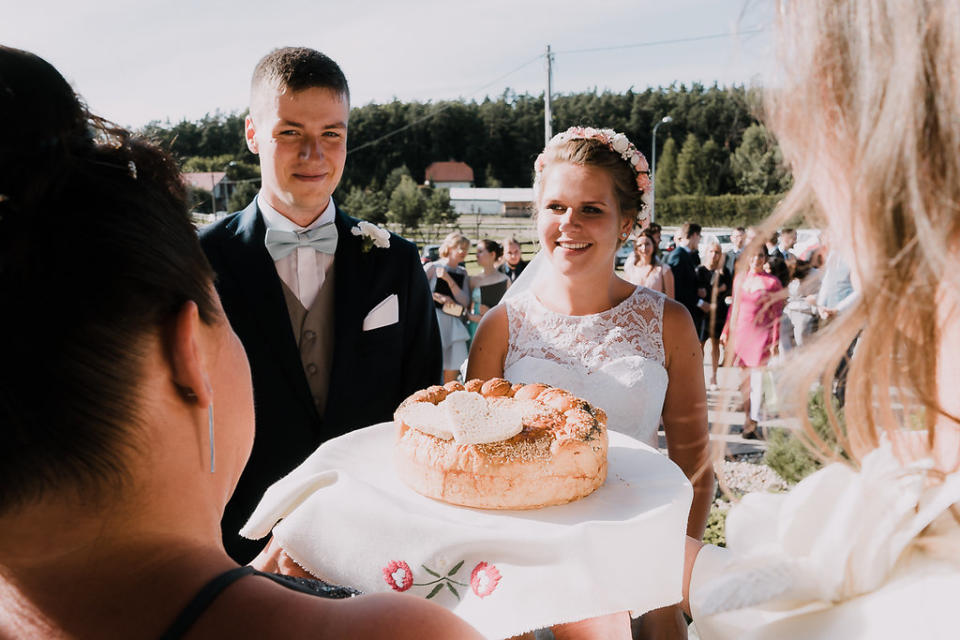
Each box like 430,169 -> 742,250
634,152 -> 650,175
470,562 -> 501,598
637,172 -> 652,193
382,560 -> 414,592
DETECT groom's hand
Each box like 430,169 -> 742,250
250,536 -> 317,579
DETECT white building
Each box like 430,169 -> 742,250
449,187 -> 534,217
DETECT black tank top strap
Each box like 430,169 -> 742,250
158,566 -> 256,640
158,566 -> 360,640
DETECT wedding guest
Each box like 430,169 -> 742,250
696,238 -> 732,389
499,235 -> 528,281
0,46 -> 479,640
782,255 -> 823,348
764,231 -> 783,260
199,47 -> 441,562
685,2 -> 960,637
724,226 -> 746,275
667,222 -> 705,329
468,239 -> 510,321
777,227 -> 798,259
646,221 -> 666,259
423,231 -> 471,382
720,249 -> 785,438
622,228 -> 675,297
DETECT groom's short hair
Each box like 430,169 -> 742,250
250,47 -> 350,107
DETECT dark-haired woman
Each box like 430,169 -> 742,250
0,46 -> 479,640
468,238 -> 510,321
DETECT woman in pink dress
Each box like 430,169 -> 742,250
721,249 -> 785,437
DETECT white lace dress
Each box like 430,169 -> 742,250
503,286 -> 668,447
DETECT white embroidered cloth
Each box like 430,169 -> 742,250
241,423 -> 692,639
504,286 -> 668,447
690,441 -> 960,639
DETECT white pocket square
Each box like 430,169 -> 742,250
362,294 -> 399,331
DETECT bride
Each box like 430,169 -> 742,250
467,126 -> 713,636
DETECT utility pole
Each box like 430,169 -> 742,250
544,45 -> 553,146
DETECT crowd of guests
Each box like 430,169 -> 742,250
622,220 -> 855,437
423,233 -> 525,379
4,0 -> 960,635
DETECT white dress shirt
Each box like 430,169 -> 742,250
258,194 -> 337,309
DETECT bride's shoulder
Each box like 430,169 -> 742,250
466,304 -> 510,380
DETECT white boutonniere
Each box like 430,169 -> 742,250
351,221 -> 391,252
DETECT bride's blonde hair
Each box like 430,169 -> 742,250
763,0 -> 960,463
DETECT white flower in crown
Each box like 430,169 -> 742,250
351,220 -> 391,252
611,133 -> 630,154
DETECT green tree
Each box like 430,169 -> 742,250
227,181 -> 260,212
731,123 -> 791,195
655,137 -> 678,197
188,185 -> 214,213
675,133 -> 706,195
701,139 -> 730,196
384,165 -> 413,197
388,175 -> 426,232
423,188 -> 457,225
484,164 -> 502,188
344,186 -> 389,224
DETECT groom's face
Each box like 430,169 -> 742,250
246,85 -> 349,225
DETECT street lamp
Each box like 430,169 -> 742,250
650,115 -> 673,225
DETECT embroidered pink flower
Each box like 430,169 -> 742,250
470,562 -> 501,598
382,560 -> 414,592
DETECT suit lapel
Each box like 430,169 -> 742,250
324,207 -> 367,425
227,201 -> 318,423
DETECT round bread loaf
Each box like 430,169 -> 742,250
393,378 -> 608,509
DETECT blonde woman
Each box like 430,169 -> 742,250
622,228 -> 675,297
470,127 -> 713,637
683,1 -> 960,637
423,232 -> 471,382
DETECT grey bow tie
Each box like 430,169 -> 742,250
264,223 -> 338,260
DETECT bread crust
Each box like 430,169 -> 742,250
394,379 -> 608,509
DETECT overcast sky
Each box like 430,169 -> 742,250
4,0 -> 774,129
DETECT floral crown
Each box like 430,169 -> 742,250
534,126 -> 652,198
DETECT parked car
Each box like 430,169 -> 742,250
420,244 -> 440,264
659,232 -> 676,254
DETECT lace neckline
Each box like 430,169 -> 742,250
529,285 -> 644,320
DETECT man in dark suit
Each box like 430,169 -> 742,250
200,47 -> 441,562
498,235 -> 528,282
666,222 -> 705,329
724,226 -> 746,275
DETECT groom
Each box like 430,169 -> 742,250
200,47 -> 441,562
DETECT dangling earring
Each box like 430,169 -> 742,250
208,403 -> 216,474
203,377 -> 215,474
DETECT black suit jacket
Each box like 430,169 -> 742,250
723,249 -> 741,277
200,200 -> 442,562
666,245 -> 703,327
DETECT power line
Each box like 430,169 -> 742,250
347,28 -> 767,155
347,53 -> 544,155
553,28 -> 767,56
